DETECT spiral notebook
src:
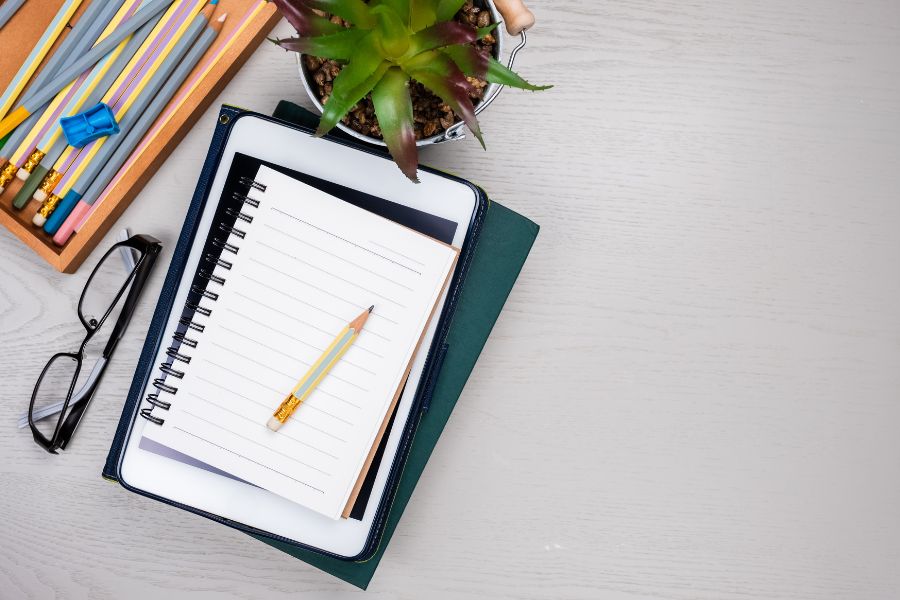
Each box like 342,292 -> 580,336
141,165 -> 459,520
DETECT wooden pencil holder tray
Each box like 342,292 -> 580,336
0,0 -> 280,273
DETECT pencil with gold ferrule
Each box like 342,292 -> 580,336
32,0 -> 205,221
9,4 -> 164,210
34,0 -> 205,217
47,10 -> 228,240
0,0 -> 176,140
267,306 -> 374,432
0,0 -> 124,176
79,0 -> 266,230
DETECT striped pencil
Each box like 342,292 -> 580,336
9,0 -> 147,188
46,9 -> 226,237
0,0 -> 137,194
267,307 -> 374,432
0,0 -> 176,140
10,11 -> 163,210
0,0 -> 123,173
0,0 -> 84,123
32,0 -> 205,220
83,0 -> 266,223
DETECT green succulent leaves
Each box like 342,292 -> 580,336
372,68 -> 418,181
272,0 -> 550,181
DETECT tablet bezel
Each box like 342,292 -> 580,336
119,113 -> 479,559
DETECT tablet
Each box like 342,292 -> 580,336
118,114 -> 480,558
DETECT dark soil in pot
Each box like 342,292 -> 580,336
303,0 -> 497,141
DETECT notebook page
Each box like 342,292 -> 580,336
144,166 -> 459,519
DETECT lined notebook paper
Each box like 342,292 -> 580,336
144,166 -> 459,519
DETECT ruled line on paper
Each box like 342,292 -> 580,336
194,375 -> 348,443
208,340 -> 366,406
263,223 -> 418,291
369,240 -> 427,268
232,290 -> 389,356
173,426 -> 326,494
200,357 -> 358,425
186,392 -> 340,460
252,248 -> 408,308
240,270 -> 393,342
270,207 -> 423,275
215,324 -> 371,392
222,308 -> 378,376
180,411 -> 332,476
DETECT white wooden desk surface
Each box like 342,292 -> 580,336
2,1 -> 900,598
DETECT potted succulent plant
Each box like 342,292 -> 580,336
271,0 -> 549,181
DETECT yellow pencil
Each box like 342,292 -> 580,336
42,0 -> 206,204
87,0 -> 266,215
267,306 -> 374,432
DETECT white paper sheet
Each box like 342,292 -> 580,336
144,166 -> 458,519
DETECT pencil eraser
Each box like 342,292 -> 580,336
32,213 -> 46,227
16,168 -> 29,181
33,190 -> 47,202
266,417 -> 283,432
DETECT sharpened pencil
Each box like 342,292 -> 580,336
47,9 -> 226,238
0,0 -> 139,194
0,0 -> 123,170
267,306 -> 374,432
10,3 -> 165,210
0,0 -> 176,140
32,0 -> 204,221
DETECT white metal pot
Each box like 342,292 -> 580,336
296,0 -> 529,146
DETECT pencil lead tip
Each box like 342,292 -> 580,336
368,305 -> 374,313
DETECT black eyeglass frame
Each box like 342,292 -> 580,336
28,234 -> 162,454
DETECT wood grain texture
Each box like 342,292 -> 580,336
2,1 -> 900,597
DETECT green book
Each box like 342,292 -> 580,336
105,103 -> 539,589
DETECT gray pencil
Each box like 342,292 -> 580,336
10,14 -> 164,208
0,0 -> 175,139
79,17 -> 224,206
40,11 -> 225,233
0,0 -> 26,30
0,0 -> 123,161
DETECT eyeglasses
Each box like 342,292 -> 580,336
28,234 -> 162,453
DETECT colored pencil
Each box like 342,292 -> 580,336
0,0 -> 176,140
46,10 -> 226,237
32,0 -> 201,211
0,0 -> 27,32
14,0 -> 144,171
10,5 -> 164,209
267,307 -> 374,432
0,0 -> 84,123
0,0 -> 139,193
0,0 -> 122,168
87,0 -> 264,217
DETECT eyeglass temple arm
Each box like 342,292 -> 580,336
53,357 -> 110,449
18,357 -> 107,428
101,249 -> 159,359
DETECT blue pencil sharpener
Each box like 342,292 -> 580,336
60,103 -> 120,148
